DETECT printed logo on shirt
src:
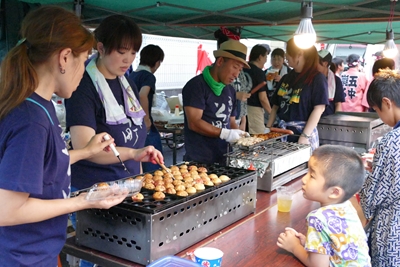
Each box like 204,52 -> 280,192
122,127 -> 139,146
212,96 -> 233,128
278,81 -> 302,113
342,75 -> 358,99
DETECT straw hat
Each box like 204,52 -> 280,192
213,39 -> 250,68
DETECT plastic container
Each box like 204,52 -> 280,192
71,177 -> 143,201
147,256 -> 199,267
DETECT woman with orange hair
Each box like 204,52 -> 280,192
266,38 -> 328,151
0,6 -> 129,266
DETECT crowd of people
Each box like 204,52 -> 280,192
0,5 -> 399,267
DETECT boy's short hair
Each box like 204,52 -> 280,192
367,69 -> 400,110
139,44 -> 164,68
312,145 -> 365,201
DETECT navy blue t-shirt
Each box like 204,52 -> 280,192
183,75 -> 237,165
244,62 -> 268,107
65,72 -> 147,190
129,70 -> 156,122
322,75 -> 345,117
272,71 -> 328,140
0,93 -> 70,266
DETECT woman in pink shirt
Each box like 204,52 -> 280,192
341,54 -> 369,112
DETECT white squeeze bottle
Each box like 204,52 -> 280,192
174,105 -> 180,116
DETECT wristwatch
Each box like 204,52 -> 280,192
300,132 -> 311,139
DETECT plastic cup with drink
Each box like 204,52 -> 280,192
276,186 -> 294,212
266,68 -> 279,81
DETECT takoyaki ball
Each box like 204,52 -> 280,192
179,164 -> 188,170
144,178 -> 154,185
144,183 -> 155,190
154,180 -> 165,186
163,177 -> 173,184
170,166 -> 180,172
182,173 -> 191,179
204,180 -> 214,186
166,188 -> 176,195
163,172 -> 174,179
97,182 -> 109,189
186,186 -> 196,194
131,193 -> 144,201
219,175 -> 231,182
184,182 -> 194,188
155,185 -> 166,192
202,177 -> 211,183
179,169 -> 189,175
188,165 -> 198,171
208,174 -> 218,179
165,183 -> 174,189
175,184 -> 186,191
176,190 -> 188,197
174,175 -> 183,180
172,180 -> 183,186
172,170 -> 181,176
199,172 -> 208,178
154,170 -> 164,176
192,174 -> 201,180
144,173 -> 153,179
194,178 -> 204,184
153,191 -> 165,200
197,167 -> 208,173
184,177 -> 194,183
194,183 -> 205,191
189,170 -> 198,176
153,175 -> 163,182
211,178 -> 222,185
135,175 -> 144,181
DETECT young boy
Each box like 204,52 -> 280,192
277,145 -> 371,267
359,69 -> 400,267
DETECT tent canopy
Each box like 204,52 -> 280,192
16,0 -> 400,45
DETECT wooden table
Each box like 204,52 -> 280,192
62,178 -> 318,267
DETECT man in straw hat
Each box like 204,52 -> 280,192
182,39 -> 250,165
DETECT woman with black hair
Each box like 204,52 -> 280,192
266,37 -> 328,151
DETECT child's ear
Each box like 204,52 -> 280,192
382,97 -> 392,109
328,186 -> 344,200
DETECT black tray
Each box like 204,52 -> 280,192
118,163 -> 255,214
119,190 -> 187,214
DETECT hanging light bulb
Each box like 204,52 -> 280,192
294,1 -> 316,49
383,29 -> 398,58
383,0 -> 398,58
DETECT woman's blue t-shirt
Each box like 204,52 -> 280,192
65,72 -> 147,190
0,92 -> 70,266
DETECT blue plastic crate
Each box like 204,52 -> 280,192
148,256 -> 200,267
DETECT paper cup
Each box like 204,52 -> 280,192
194,247 -> 223,267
